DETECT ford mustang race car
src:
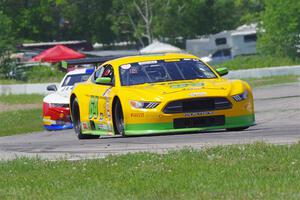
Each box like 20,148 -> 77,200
70,53 -> 255,139
43,68 -> 94,130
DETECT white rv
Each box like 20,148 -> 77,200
186,24 -> 257,64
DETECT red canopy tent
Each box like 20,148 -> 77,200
31,45 -> 85,63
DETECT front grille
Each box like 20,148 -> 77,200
174,115 -> 225,129
163,97 -> 232,114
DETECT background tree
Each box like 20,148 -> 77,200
0,11 -> 15,77
60,0 -> 115,44
111,0 -> 161,47
258,0 -> 300,58
0,0 -> 61,41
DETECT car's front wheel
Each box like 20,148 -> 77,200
72,98 -> 99,139
113,99 -> 125,136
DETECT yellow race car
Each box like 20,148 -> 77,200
70,53 -> 255,139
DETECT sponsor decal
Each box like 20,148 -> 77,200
170,82 -> 204,89
189,92 -> 207,97
82,122 -> 89,130
184,111 -> 214,117
107,122 -> 112,131
103,87 -> 112,97
131,113 -> 144,117
107,110 -> 111,119
99,113 -> 104,121
187,87 -> 203,90
98,123 -> 108,130
103,87 -> 112,121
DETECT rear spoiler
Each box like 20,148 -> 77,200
60,56 -> 124,72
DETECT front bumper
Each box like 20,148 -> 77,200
43,102 -> 73,131
44,124 -> 73,131
123,95 -> 255,135
124,114 -> 255,135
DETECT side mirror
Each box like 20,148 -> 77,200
47,84 -> 57,91
215,67 -> 229,76
95,77 -> 112,85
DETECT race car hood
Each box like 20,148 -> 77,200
43,86 -> 74,104
122,79 -> 245,101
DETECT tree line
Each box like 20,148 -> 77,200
0,0 -> 299,58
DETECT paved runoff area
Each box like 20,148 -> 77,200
0,83 -> 299,160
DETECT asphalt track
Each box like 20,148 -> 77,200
0,83 -> 299,160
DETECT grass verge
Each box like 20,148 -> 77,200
0,79 -> 25,84
1,143 -> 300,199
242,75 -> 299,88
0,94 -> 44,104
0,109 -> 43,137
218,55 -> 300,70
0,66 -> 64,84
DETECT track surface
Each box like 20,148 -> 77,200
0,83 -> 299,160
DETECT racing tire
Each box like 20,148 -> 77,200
72,98 -> 99,140
226,126 -> 250,131
113,99 -> 125,136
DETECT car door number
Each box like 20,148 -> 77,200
89,96 -> 98,119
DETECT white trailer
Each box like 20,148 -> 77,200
186,24 -> 257,64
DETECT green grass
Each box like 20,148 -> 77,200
0,66 -> 64,84
0,94 -> 44,104
218,55 -> 300,70
0,109 -> 43,137
243,75 -> 299,88
25,66 -> 65,83
1,143 -> 300,199
0,79 -> 25,84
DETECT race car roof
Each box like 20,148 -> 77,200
108,53 -> 199,66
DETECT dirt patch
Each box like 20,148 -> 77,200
0,103 -> 41,112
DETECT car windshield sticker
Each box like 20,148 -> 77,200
129,67 -> 138,74
121,64 -> 131,69
138,61 -> 157,65
164,59 -> 180,62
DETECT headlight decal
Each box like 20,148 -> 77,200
232,90 -> 248,102
145,102 -> 159,108
129,100 -> 159,109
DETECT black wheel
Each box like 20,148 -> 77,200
113,99 -> 125,136
226,126 -> 250,131
72,98 -> 99,139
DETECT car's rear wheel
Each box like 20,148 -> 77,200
72,98 -> 99,139
113,99 -> 125,136
226,126 -> 249,131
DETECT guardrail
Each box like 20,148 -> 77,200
1,65 -> 300,95
0,83 -> 58,95
226,65 -> 300,79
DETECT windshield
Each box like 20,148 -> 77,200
62,74 -> 90,86
119,59 -> 217,86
